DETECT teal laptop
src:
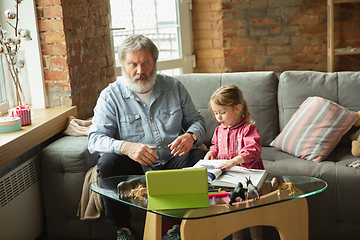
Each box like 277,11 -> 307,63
146,168 -> 209,210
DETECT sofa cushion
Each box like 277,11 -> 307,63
270,96 -> 358,162
278,71 -> 360,149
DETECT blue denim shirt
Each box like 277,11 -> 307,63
88,73 -> 206,171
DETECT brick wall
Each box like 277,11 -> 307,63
193,0 -> 360,74
35,0 -> 359,118
36,0 -> 115,119
193,0 -> 225,73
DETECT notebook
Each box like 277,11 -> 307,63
146,168 -> 209,210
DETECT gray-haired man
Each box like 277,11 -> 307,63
88,34 -> 207,239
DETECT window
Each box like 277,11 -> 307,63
0,0 -> 45,110
0,56 -> 8,114
0,12 -> 8,114
110,0 -> 195,76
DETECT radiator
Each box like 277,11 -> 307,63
0,156 -> 44,240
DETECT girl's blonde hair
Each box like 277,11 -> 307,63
209,84 -> 251,122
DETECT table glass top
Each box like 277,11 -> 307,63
90,174 -> 327,220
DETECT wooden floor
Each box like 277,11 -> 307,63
36,231 -> 49,240
34,227 -> 279,239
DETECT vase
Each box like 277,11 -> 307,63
3,50 -> 32,109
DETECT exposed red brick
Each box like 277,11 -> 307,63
193,3 -> 211,12
224,48 -> 248,57
271,27 -> 282,34
305,44 -> 326,54
267,46 -> 284,55
38,19 -> 64,31
287,15 -> 318,26
291,54 -> 315,63
232,38 -> 260,47
41,44 -> 67,55
36,0 -> 61,6
43,6 -> 63,18
44,70 -> 70,80
252,18 -> 281,27
49,56 -> 68,69
45,31 -> 65,44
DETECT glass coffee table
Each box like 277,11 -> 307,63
91,175 -> 327,240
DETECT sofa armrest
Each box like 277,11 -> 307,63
40,136 -> 116,239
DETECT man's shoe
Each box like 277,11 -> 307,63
117,227 -> 134,240
162,224 -> 181,240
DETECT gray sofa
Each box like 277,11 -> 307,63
41,71 -> 360,240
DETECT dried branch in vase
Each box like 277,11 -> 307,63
0,0 -> 32,106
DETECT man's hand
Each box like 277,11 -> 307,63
120,142 -> 158,166
168,133 -> 194,157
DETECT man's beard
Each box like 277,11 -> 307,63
121,65 -> 157,93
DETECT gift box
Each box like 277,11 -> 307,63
9,105 -> 31,126
0,117 -> 22,133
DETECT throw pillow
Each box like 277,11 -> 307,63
270,96 -> 358,162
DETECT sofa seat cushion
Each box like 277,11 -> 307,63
324,147 -> 360,225
262,148 -> 337,226
263,145 -> 360,234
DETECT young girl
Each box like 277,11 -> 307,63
204,84 -> 264,240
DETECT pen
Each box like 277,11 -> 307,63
208,192 -> 230,198
208,190 -> 226,194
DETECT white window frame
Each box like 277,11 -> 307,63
0,0 -> 45,112
111,0 -> 195,76
0,11 -> 8,114
0,56 -> 9,114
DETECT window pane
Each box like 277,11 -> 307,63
110,0 -> 180,67
159,68 -> 181,76
0,14 -> 6,105
0,57 -> 7,104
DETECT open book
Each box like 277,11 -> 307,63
190,159 -> 268,189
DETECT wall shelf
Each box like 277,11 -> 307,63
327,0 -> 360,72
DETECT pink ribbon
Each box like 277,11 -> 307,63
9,104 -> 31,125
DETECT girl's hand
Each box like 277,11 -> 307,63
204,151 -> 216,160
216,159 -> 237,169
216,156 -> 244,169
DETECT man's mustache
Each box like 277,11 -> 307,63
133,74 -> 148,81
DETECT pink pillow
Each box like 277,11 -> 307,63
270,97 -> 358,162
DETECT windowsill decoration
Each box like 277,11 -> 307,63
0,0 -> 32,126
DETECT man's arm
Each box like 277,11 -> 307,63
168,80 -> 206,156
88,93 -> 124,155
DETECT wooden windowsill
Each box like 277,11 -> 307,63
0,106 -> 78,167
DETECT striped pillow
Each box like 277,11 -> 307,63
270,97 -> 359,162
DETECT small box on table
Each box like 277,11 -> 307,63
9,105 -> 31,126
0,117 -> 22,133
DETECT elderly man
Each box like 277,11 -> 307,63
88,34 -> 207,240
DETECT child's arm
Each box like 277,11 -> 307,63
204,150 -> 216,160
237,124 -> 263,169
205,126 -> 220,160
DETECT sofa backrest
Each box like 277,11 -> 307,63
278,71 -> 360,147
175,72 -> 279,147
